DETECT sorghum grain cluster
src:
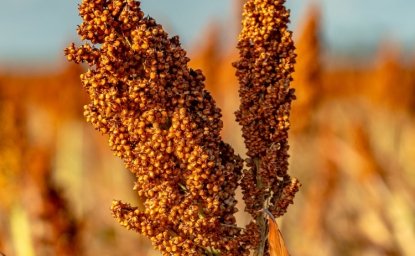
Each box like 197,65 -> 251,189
234,0 -> 300,220
65,0 -> 299,255
65,0 -> 252,255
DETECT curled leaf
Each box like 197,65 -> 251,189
267,213 -> 290,256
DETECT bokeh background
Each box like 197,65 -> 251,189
1,0 -> 415,255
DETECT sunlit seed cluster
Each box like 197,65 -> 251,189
65,0 -> 252,255
234,0 -> 300,219
65,0 -> 300,254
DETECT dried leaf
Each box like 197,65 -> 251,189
268,215 -> 290,256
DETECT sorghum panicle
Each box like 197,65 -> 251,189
65,0 -> 300,255
65,0 -> 252,255
234,0 -> 300,219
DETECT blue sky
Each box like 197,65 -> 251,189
0,0 -> 414,63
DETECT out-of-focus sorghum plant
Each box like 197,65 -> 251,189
291,7 -> 322,132
0,87 -> 82,255
0,91 -> 25,253
0,92 -> 25,211
65,0 -> 299,255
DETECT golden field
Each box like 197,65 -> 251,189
1,4 -> 415,256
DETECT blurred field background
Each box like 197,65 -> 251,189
1,1 -> 415,255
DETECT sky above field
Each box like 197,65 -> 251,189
0,0 -> 414,63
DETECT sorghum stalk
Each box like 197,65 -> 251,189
234,0 -> 300,254
65,0 -> 253,255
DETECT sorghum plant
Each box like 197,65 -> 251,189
234,0 -> 300,253
65,0 -> 299,255
0,89 -> 82,255
291,7 -> 322,132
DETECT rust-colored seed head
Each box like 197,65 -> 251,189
234,0 -> 300,220
65,0 -> 253,255
65,0 -> 299,254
